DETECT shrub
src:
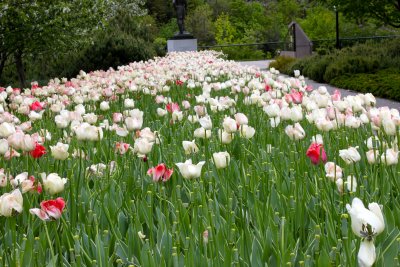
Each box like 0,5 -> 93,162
273,39 -> 400,100
323,56 -> 380,82
269,56 -> 296,74
330,69 -> 400,101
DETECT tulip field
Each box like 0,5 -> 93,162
0,51 -> 399,266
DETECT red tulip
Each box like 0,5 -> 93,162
29,197 -> 65,221
30,101 -> 44,111
31,143 -> 46,158
147,163 -> 173,182
306,142 -> 327,165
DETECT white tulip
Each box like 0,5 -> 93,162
234,113 -> 248,125
199,116 -> 213,130
285,123 -> 306,140
175,159 -> 205,179
100,101 -> 110,111
339,147 -> 361,164
55,114 -> 69,128
365,136 -> 380,150
380,148 -> 398,166
133,138 -> 154,156
41,173 -> 67,195
0,139 -> 8,155
50,142 -> 69,160
0,189 -> 23,217
290,106 -> 303,122
0,122 -> 16,138
270,117 -> 281,128
124,99 -> 135,108
125,117 -> 143,131
75,123 -> 103,141
187,115 -> 199,123
346,198 -> 385,239
182,140 -> 199,155
345,175 -> 357,192
382,118 -> 396,136
239,125 -> 255,139
311,134 -> 324,145
213,152 -> 230,169
358,240 -> 376,267
172,111 -> 183,122
194,127 -> 211,139
218,129 -> 233,144
83,113 -> 98,124
324,162 -> 343,181
157,108 -> 168,117
28,111 -> 43,121
263,103 -> 280,117
223,117 -> 237,133
336,178 -> 344,194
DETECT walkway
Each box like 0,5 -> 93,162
238,60 -> 399,109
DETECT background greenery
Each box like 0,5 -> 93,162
270,39 -> 400,101
1,0 -> 400,88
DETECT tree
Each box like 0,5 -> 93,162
320,0 -> 400,28
186,4 -> 215,44
214,13 -> 237,44
145,0 -> 174,24
0,0 -> 145,87
298,6 -> 336,40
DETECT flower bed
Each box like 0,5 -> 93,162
0,51 -> 398,266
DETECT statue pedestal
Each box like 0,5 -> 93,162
167,32 -> 197,52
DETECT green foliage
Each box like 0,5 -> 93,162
154,37 -> 167,57
63,12 -> 157,74
276,0 -> 302,25
0,0 -> 147,87
214,13 -> 236,44
0,11 -> 158,86
287,39 -> 400,82
331,69 -> 400,101
322,0 -> 400,28
298,6 -> 336,40
229,0 -> 268,37
269,56 -> 297,73
273,39 -> 400,100
323,55 -> 380,82
186,4 -> 215,45
145,0 -> 174,24
158,19 -> 179,39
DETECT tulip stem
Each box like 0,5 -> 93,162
44,222 -> 56,261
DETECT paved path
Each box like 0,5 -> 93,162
238,60 -> 399,110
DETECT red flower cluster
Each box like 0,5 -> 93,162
175,80 -> 183,86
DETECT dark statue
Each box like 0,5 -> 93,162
173,0 -> 187,34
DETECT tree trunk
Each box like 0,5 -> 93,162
14,50 -> 26,89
